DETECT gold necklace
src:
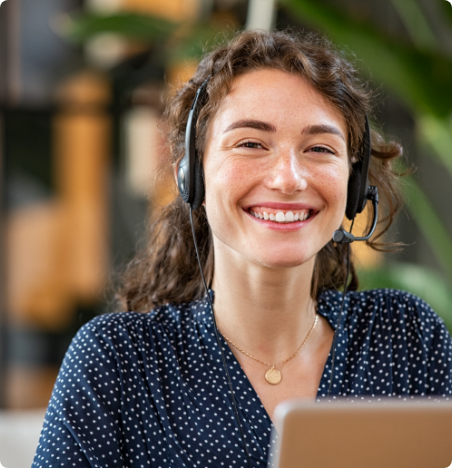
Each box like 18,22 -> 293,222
221,314 -> 318,385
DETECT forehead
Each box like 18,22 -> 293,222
209,68 -> 347,136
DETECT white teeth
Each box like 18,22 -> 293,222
275,211 -> 285,223
250,209 -> 311,223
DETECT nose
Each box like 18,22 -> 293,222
265,148 -> 308,195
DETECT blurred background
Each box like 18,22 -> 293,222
0,0 -> 451,466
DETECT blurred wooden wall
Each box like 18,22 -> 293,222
5,72 -> 110,408
121,0 -> 200,20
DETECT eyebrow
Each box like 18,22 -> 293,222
223,120 -> 345,142
301,124 -> 345,141
224,119 -> 277,133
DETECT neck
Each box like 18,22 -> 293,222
211,243 -> 317,364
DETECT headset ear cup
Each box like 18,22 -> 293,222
191,156 -> 205,211
345,115 -> 372,220
179,77 -> 210,211
346,165 -> 361,220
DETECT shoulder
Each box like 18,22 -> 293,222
77,304 -> 191,338
50,299 -> 207,408
319,289 -> 452,395
321,287 -> 442,322
348,288 -> 443,329
320,288 -> 450,347
74,301 -> 210,347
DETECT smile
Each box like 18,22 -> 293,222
249,208 -> 312,223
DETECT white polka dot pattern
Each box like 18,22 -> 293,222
32,289 -> 452,467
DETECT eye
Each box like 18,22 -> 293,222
309,146 -> 334,155
238,141 -> 263,149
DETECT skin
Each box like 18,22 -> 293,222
199,68 -> 350,421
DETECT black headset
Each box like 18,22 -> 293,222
177,77 -> 379,242
177,78 -> 210,212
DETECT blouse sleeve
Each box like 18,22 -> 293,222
32,316 -> 126,468
427,316 -> 452,396
32,409 -> 91,468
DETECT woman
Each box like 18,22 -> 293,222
33,30 -> 452,468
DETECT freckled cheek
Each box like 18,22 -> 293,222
204,165 -> 254,242
312,167 -> 348,208
220,167 -> 250,189
206,160 -> 263,207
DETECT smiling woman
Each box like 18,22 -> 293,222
127,34 -> 405,312
32,30 -> 452,468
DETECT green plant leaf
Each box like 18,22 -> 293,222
282,0 -> 452,118
168,24 -> 237,64
389,0 -> 437,50
438,0 -> 452,28
418,114 -> 452,181
359,262 -> 452,333
402,175 -> 452,278
64,12 -> 177,43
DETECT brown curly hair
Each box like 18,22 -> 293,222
118,29 -> 403,312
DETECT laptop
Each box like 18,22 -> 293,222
269,399 -> 452,468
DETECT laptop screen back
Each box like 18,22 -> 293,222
270,399 -> 452,468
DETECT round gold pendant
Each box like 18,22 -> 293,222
265,367 -> 282,385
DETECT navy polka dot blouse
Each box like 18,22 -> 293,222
32,289 -> 452,467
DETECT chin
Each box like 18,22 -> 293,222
249,246 -> 316,270
261,260 -> 309,270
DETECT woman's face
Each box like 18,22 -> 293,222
203,68 -> 349,270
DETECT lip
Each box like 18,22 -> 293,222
244,202 -> 318,211
244,208 -> 317,231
